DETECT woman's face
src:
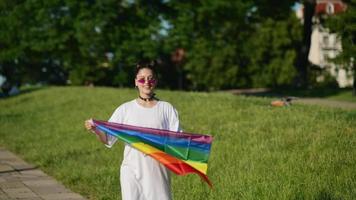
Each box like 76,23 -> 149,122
135,68 -> 157,95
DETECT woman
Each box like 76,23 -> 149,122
85,60 -> 180,200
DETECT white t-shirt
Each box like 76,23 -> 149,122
106,99 -> 180,200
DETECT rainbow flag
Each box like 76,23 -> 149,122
92,119 -> 213,187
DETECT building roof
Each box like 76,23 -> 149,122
315,0 -> 347,15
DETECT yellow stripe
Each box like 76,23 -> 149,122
185,160 -> 208,174
131,142 -> 161,154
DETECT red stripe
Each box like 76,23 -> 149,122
150,152 -> 213,187
166,162 -> 213,188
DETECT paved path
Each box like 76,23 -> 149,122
226,89 -> 356,110
0,147 -> 86,200
294,98 -> 356,110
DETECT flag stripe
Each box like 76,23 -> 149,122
93,120 -> 213,187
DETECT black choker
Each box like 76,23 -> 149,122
139,94 -> 156,102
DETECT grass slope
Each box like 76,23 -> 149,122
0,87 -> 355,200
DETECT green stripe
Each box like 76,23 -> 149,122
116,134 -> 141,144
165,145 -> 209,163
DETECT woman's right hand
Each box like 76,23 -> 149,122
84,119 -> 95,132
84,119 -> 107,144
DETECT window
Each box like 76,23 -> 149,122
326,3 -> 334,14
322,35 -> 329,47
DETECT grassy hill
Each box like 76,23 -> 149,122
0,86 -> 355,200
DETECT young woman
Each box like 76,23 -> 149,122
85,60 -> 180,200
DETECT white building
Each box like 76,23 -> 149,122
298,0 -> 353,87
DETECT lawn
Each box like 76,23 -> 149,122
0,86 -> 355,200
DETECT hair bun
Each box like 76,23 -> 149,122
135,59 -> 158,77
136,59 -> 156,68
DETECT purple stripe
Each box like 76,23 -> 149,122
93,120 -> 213,144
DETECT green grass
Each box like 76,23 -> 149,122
1,86 -> 355,200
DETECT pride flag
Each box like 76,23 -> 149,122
92,119 -> 213,187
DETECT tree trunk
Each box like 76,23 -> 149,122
295,0 -> 316,88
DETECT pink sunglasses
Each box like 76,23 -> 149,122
137,78 -> 157,85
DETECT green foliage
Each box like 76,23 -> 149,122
164,0 -> 302,90
325,0 -> 356,92
0,0 -> 304,90
325,0 -> 356,66
184,39 -> 241,90
0,0 -> 165,86
0,87 -> 356,199
165,1 -> 254,90
246,16 -> 301,87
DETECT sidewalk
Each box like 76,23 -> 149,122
295,98 -> 356,110
0,147 -> 86,200
226,89 -> 356,110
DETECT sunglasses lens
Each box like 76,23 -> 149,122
148,79 -> 156,84
138,79 -> 145,84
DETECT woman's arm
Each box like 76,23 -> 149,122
84,119 -> 108,144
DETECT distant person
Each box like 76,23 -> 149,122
85,59 -> 181,200
1,80 -> 12,96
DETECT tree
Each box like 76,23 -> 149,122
0,0 -> 313,91
163,1 -> 256,90
164,0 -> 302,90
246,16 -> 301,87
0,0 -> 168,87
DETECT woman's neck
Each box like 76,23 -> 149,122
139,95 -> 154,101
137,98 -> 157,107
139,92 -> 154,100
137,92 -> 157,107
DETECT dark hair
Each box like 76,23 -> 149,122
135,59 -> 158,77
